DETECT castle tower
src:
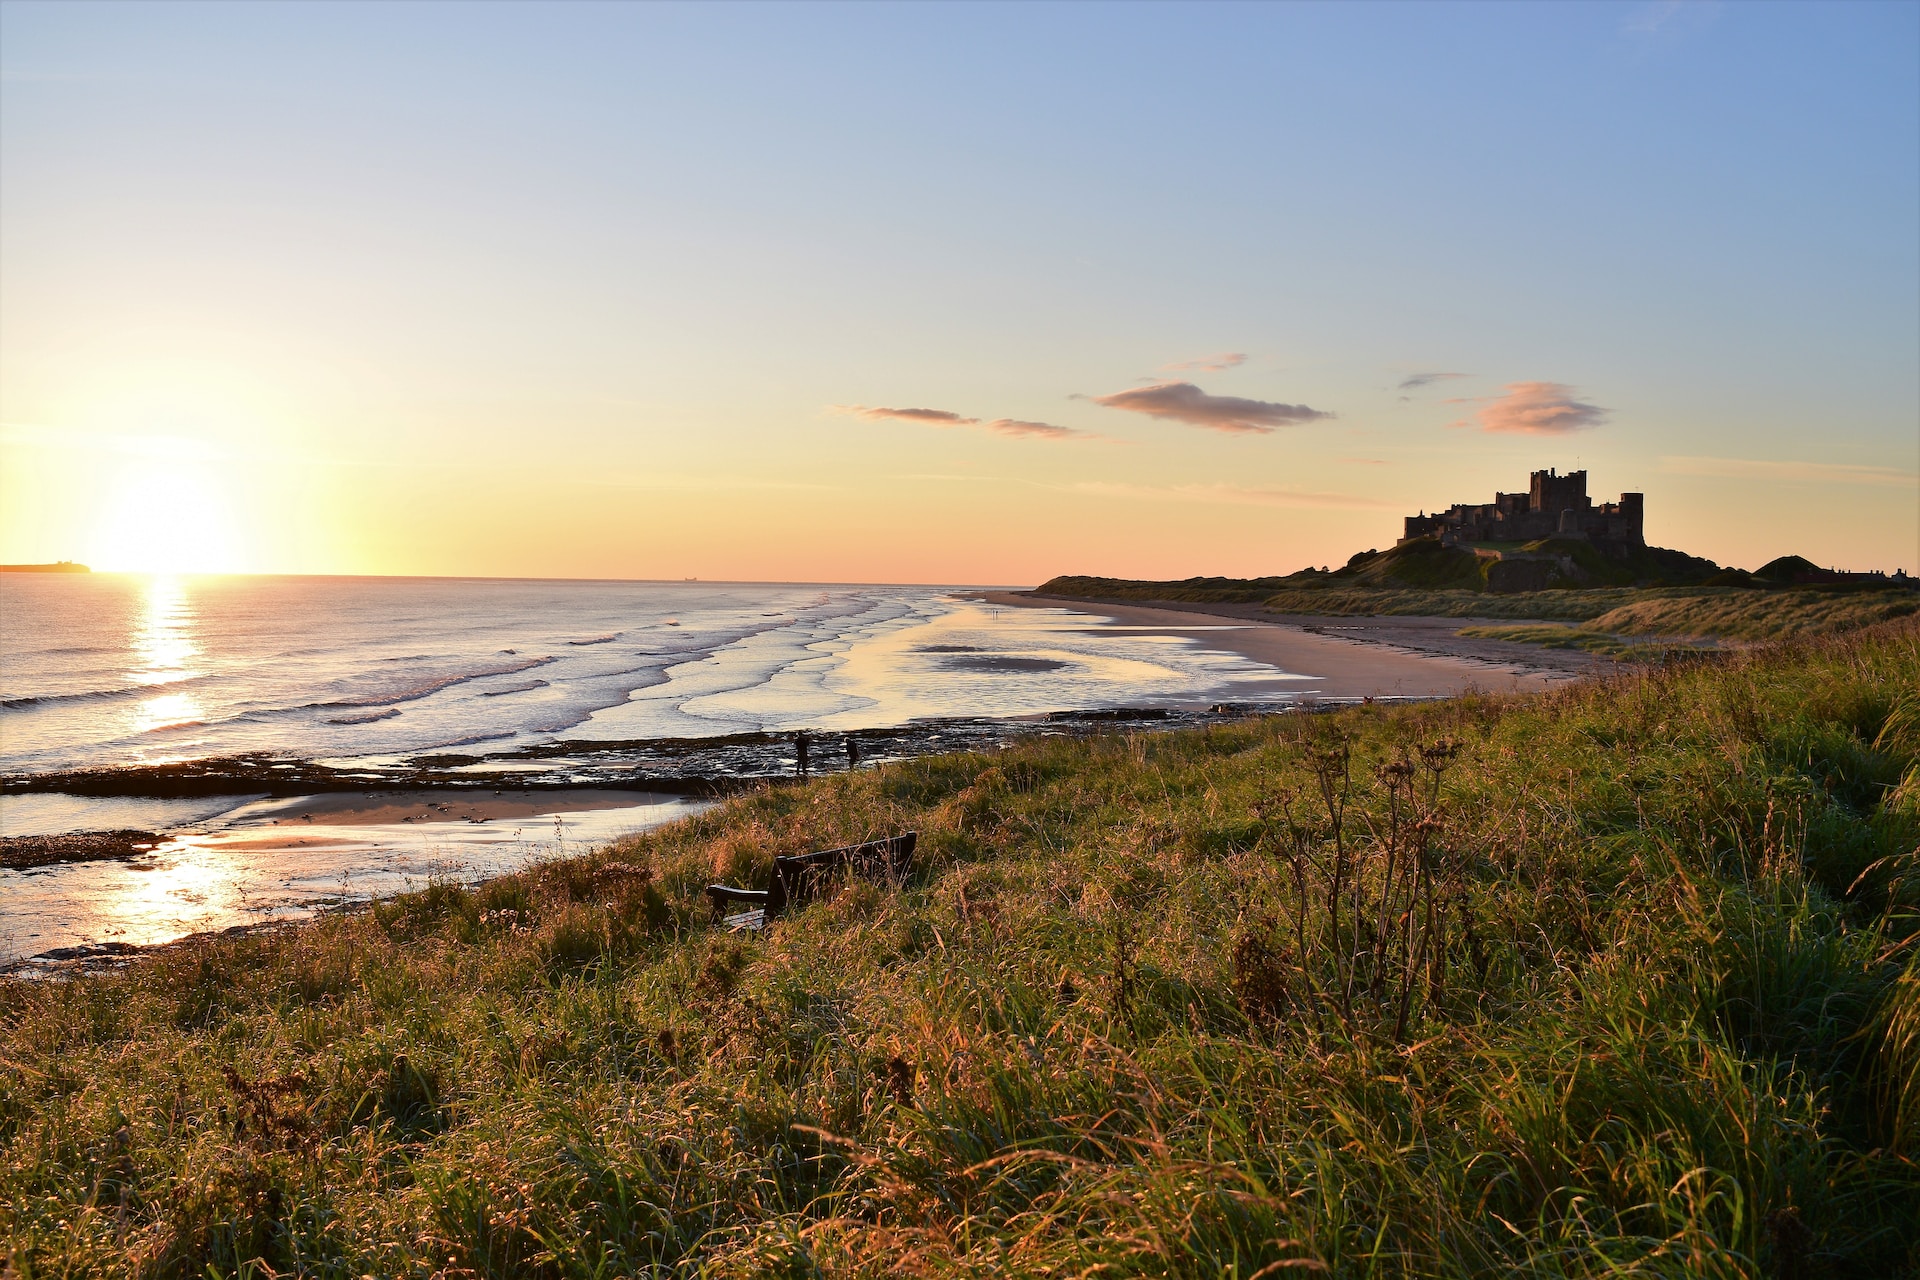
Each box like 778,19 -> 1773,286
1616,492 -> 1645,547
1528,468 -> 1589,514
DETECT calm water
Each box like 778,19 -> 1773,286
1,575 -> 1302,962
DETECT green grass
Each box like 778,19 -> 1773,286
1041,537 -> 1720,604
1453,622 -> 1681,659
1263,585 -> 1644,621
5,623 -> 1920,1277
1036,574 -> 1299,604
1591,590 -> 1920,641
1263,585 -> 1915,640
1043,569 -> 1917,642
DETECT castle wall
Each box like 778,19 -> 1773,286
1399,472 -> 1644,551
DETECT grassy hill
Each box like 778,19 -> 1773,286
1039,540 -> 1917,642
4,622 -> 1918,1275
1042,534 -> 1724,604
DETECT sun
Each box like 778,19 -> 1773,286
90,444 -> 249,574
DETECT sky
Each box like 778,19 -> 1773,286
1,0 -> 1915,583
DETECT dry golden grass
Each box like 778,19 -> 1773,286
3,623 -> 1917,1277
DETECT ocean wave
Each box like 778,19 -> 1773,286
2,685 -> 148,711
310,656 -> 556,710
326,708 -> 403,725
568,634 -> 618,646
140,717 -> 206,733
430,730 -> 519,749
481,680 -> 549,697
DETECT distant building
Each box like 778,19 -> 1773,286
1400,469 -> 1644,554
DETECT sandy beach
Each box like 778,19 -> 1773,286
217,787 -> 682,832
1,790 -> 705,966
978,590 -> 1592,698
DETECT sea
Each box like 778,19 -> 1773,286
1,573 -> 1307,963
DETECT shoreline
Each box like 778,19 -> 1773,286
1,595 -> 1592,967
0,790 -> 707,970
977,590 -> 1598,694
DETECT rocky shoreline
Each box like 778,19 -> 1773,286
1,828 -> 165,870
0,703 -> 1384,809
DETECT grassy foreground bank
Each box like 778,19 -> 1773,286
5,627 -> 1920,1277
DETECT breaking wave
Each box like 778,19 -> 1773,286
312,656 -> 556,710
4,685 -> 159,711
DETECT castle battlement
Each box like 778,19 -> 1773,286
1400,469 -> 1644,553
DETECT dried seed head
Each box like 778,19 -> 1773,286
884,1055 -> 915,1106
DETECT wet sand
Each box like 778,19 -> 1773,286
1,793 -> 706,967
222,788 -> 681,832
978,591 -> 1588,698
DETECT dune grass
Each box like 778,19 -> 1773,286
1590,589 -> 1920,641
1452,623 -> 1697,660
4,623 -> 1920,1277
1261,585 -> 1633,621
1262,585 -> 1917,641
1041,570 -> 1918,640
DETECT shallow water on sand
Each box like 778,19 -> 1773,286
1,575 -> 1300,777
2,575 -> 1311,963
1,795 -> 704,966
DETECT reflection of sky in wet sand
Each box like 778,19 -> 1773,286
0,799 -> 704,965
577,599 -> 1312,740
815,601 -> 1314,727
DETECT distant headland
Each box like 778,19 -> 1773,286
1034,465 -> 1916,649
0,561 -> 89,574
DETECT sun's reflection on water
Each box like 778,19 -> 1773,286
130,575 -> 204,732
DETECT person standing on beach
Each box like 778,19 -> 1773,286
795,730 -> 810,779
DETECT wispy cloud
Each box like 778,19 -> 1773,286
979,418 -> 1081,440
1067,481 -> 1393,510
837,404 -> 1086,441
1086,381 -> 1332,434
846,406 -> 972,425
1474,382 -> 1607,435
1660,456 -> 1915,488
1396,371 -> 1469,392
1161,352 -> 1248,373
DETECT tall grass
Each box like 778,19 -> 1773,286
3,623 -> 1918,1277
1590,589 -> 1919,640
1265,585 -> 1916,639
1454,623 -> 1676,657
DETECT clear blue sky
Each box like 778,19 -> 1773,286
2,0 -> 1915,579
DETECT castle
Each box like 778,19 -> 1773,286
1400,468 -> 1644,554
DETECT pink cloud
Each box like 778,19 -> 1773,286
1476,382 -> 1608,435
979,418 -> 1079,440
845,406 -> 971,425
1087,381 -> 1332,434
837,404 -> 1086,441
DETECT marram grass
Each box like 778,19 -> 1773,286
1261,585 -> 1918,640
4,624 -> 1920,1278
